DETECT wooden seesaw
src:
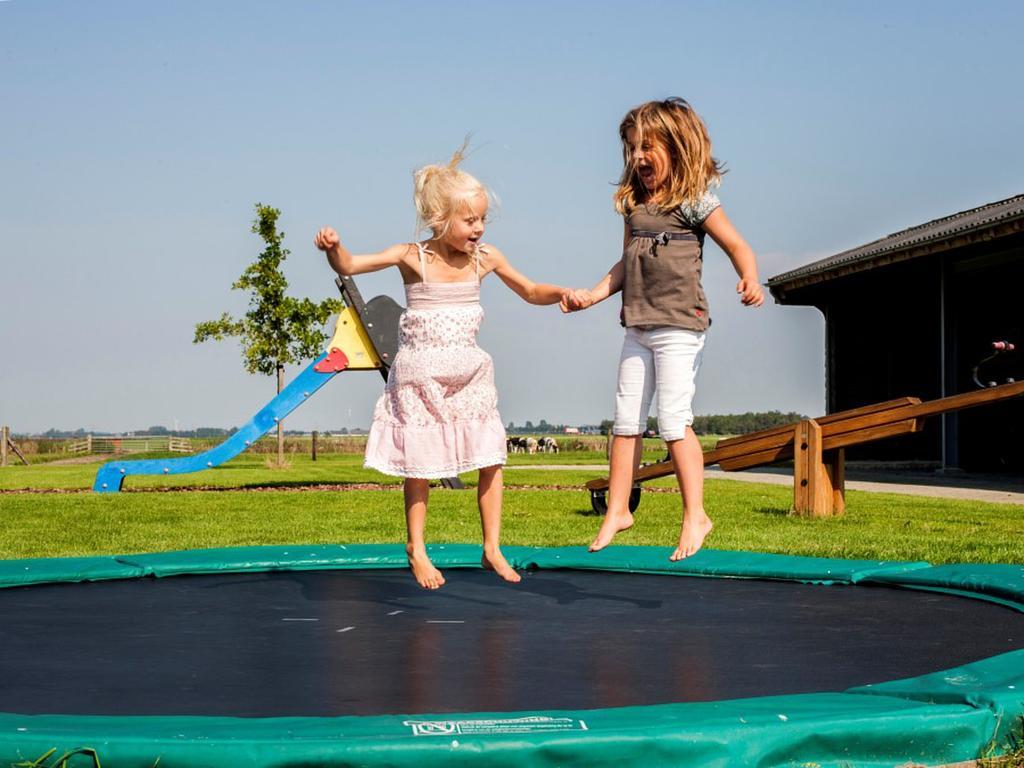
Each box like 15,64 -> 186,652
586,343 -> 1023,517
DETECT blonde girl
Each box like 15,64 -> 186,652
315,148 -> 567,589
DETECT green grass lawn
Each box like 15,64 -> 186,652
2,452 -> 1022,565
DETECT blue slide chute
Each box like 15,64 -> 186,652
93,354 -> 339,493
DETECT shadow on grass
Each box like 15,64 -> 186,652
230,480 -> 493,491
238,480 -> 404,490
133,480 -> 405,492
753,506 -> 792,517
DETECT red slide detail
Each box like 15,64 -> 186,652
314,348 -> 350,374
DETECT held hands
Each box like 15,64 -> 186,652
736,277 -> 765,307
314,227 -> 341,253
560,288 -> 596,313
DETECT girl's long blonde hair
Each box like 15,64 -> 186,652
413,141 -> 490,238
613,98 -> 724,215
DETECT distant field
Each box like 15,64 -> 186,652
7,434 -> 724,465
0,435 -> 722,491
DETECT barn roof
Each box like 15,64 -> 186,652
768,194 -> 1024,298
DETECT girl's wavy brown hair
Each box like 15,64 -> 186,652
613,98 -> 724,215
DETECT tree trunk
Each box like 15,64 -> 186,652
277,364 -> 285,466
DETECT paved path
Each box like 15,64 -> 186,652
704,467 -> 1024,506
505,465 -> 1024,505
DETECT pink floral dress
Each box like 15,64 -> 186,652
364,243 -> 507,478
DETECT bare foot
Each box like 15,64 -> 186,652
589,510 -> 634,552
407,546 -> 446,590
482,548 -> 521,583
669,511 -> 713,561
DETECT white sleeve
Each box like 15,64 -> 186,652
680,190 -> 721,228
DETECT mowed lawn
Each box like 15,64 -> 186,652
1,453 -> 1022,565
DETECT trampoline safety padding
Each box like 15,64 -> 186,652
1,544 -> 1023,767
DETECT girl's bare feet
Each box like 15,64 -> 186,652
589,510 -> 634,552
482,547 -> 521,583
406,545 -> 446,589
669,511 -> 713,561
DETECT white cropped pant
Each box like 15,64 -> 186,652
612,326 -> 706,442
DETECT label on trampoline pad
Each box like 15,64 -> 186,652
404,716 -> 586,736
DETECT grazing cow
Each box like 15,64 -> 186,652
506,436 -> 529,453
537,436 -> 560,453
525,437 -> 538,454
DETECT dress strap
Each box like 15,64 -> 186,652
476,244 -> 488,281
415,242 -> 434,283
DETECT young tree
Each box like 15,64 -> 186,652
194,204 -> 341,465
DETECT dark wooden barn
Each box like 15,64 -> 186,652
767,195 -> 1024,473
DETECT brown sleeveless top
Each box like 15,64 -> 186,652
621,203 -> 712,331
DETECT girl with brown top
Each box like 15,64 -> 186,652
564,98 -> 764,560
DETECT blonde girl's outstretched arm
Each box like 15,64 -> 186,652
701,208 -> 765,307
314,227 -> 417,277
485,245 -> 566,305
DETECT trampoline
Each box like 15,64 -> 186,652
2,544 -> 1023,767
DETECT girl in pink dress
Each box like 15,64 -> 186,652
314,148 -> 567,590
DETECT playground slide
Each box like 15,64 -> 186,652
93,351 -> 348,492
93,277 -> 402,493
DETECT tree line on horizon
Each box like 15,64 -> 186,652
510,411 -> 809,437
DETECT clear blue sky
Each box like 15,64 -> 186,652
2,1 -> 1022,433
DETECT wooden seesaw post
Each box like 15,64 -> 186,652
792,419 -> 845,517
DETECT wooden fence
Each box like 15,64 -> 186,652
66,436 -> 193,455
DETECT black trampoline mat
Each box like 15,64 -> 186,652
1,568 -> 1022,717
